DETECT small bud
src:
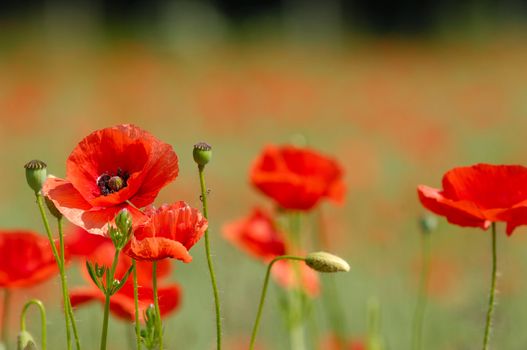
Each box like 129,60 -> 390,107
17,330 -> 38,350
145,304 -> 157,326
44,196 -> 62,219
419,214 -> 438,234
193,142 -> 212,167
305,252 -> 350,273
115,208 -> 133,237
24,160 -> 47,194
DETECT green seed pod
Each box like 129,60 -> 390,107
17,330 -> 38,350
305,251 -> 350,273
24,160 -> 47,194
193,142 -> 212,167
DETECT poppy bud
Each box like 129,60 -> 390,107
115,208 -> 133,237
24,160 -> 47,194
305,251 -> 350,273
419,214 -> 438,234
17,330 -> 38,350
193,142 -> 212,167
45,196 -> 62,219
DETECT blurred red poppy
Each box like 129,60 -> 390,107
65,225 -> 111,258
43,124 -> 179,236
250,145 -> 345,211
70,240 -> 178,321
222,208 -> 286,260
124,202 -> 207,262
319,334 -> 366,350
222,208 -> 319,297
418,163 -> 527,235
0,230 -> 59,288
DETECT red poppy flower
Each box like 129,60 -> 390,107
65,225 -> 111,258
0,230 -> 59,288
250,145 -> 345,211
319,334 -> 366,350
222,208 -> 286,260
418,163 -> 527,235
124,202 -> 207,262
222,208 -> 319,297
43,124 -> 179,236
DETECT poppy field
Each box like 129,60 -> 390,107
2,20 -> 527,350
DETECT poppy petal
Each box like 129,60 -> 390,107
126,237 -> 192,262
417,185 -> 490,229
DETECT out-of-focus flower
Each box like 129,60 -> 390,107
124,202 -> 207,262
250,145 -> 345,211
0,230 -> 58,288
65,225 -> 111,258
43,124 -> 179,236
70,240 -> 178,321
223,208 -> 319,297
418,163 -> 527,235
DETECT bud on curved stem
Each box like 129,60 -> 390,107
19,299 -> 47,350
305,252 -> 350,273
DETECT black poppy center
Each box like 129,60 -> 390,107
97,168 -> 130,196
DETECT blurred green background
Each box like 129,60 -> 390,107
2,1 -> 527,349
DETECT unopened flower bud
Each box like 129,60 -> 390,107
24,160 -> 47,194
193,142 -> 212,167
305,251 -> 350,273
17,330 -> 38,350
115,208 -> 133,236
419,214 -> 438,234
45,196 -> 62,219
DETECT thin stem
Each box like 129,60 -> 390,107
249,255 -> 306,350
2,289 -> 10,348
482,223 -> 498,350
20,299 -> 47,350
100,248 -> 121,350
412,230 -> 432,350
152,262 -> 162,350
132,260 -> 142,350
287,212 -> 306,350
315,209 -> 348,346
35,194 -> 72,350
58,218 -> 81,350
197,165 -> 222,350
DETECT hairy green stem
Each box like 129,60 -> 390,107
152,262 -> 162,350
35,194 -> 72,350
482,223 -> 498,350
132,260 -> 142,350
197,164 -> 222,350
249,255 -> 305,350
20,299 -> 47,350
100,248 -> 121,350
58,218 -> 81,350
412,229 -> 431,350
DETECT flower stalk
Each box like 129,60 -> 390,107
482,223 -> 498,350
132,260 -> 142,350
194,142 -> 222,350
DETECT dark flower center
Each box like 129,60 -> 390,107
97,168 -> 130,196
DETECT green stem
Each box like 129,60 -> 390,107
20,299 -> 47,350
58,218 -> 81,350
287,213 -> 306,350
100,248 -> 121,350
412,230 -> 431,350
197,165 -> 222,350
132,260 -> 142,350
2,290 -> 10,348
35,194 -> 72,350
482,223 -> 498,350
249,255 -> 306,350
152,262 -> 162,350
